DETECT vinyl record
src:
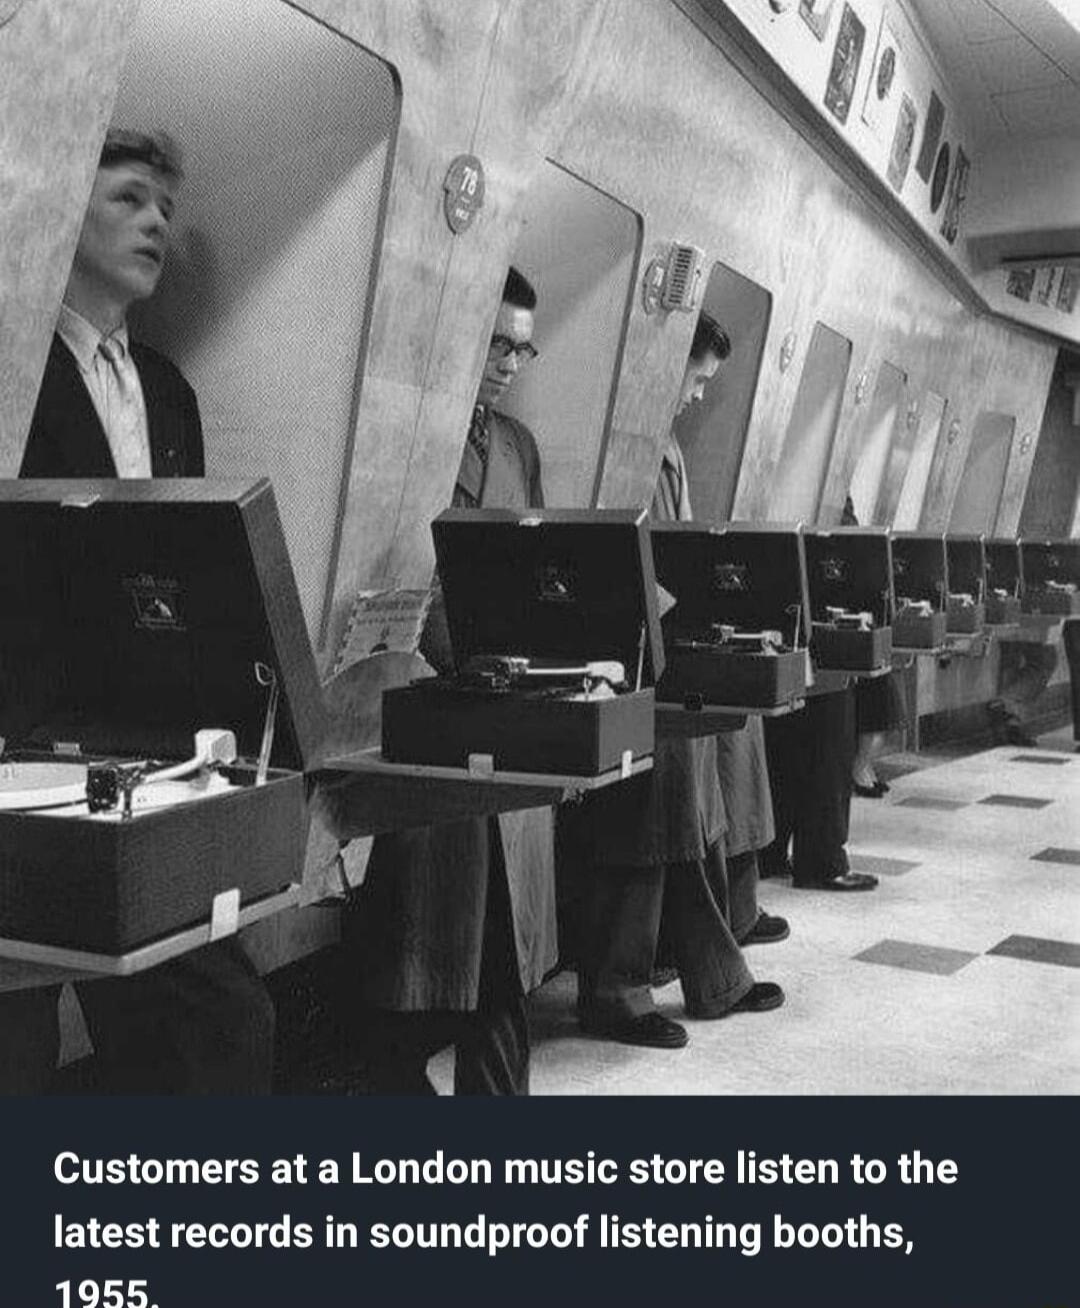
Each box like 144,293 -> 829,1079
0,761 -> 88,810
930,142 -> 950,213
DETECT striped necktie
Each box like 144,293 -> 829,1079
96,336 -> 152,477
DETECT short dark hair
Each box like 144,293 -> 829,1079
503,265 -> 537,311
99,128 -> 184,183
690,311 -> 731,362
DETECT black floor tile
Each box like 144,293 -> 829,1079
896,797 -> 968,811
979,795 -> 1053,809
1030,848 -> 1080,867
854,939 -> 977,975
986,935 -> 1080,969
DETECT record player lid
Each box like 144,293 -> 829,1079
890,531 -> 949,607
802,527 -> 893,625
985,538 -> 1022,591
0,479 -> 326,770
650,522 -> 811,647
432,508 -> 664,685
1020,538 -> 1080,588
945,534 -> 987,596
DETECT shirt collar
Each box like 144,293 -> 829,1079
660,431 -> 682,471
56,303 -> 130,373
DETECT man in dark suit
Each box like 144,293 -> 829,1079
564,312 -> 784,1050
0,127 -> 273,1094
341,267 -> 556,1095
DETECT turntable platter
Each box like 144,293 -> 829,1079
0,762 -> 89,810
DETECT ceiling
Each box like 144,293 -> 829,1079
908,0 -> 1080,141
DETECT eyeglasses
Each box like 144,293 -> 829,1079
488,334 -> 539,363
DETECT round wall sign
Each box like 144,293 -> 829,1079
930,142 -> 950,214
443,154 -> 485,235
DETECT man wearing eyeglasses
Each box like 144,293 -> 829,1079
453,266 -> 543,512
342,267 -> 554,1096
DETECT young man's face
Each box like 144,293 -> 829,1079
676,349 -> 722,417
71,161 -> 176,310
477,300 -> 536,407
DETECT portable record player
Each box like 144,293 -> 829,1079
380,508 -> 661,775
649,523 -> 810,710
890,532 -> 948,649
0,479 -> 325,962
1021,539 -> 1080,615
945,535 -> 987,634
984,538 -> 1023,625
803,527 -> 893,672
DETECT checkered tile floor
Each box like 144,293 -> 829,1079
487,730 -> 1080,1096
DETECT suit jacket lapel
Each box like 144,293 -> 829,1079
41,337 -> 118,476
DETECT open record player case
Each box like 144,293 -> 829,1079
890,531 -> 949,649
0,479 -> 326,959
945,534 -> 987,634
380,508 -> 664,775
649,522 -> 811,709
985,538 -> 1023,625
802,527 -> 894,671
1021,538 -> 1080,615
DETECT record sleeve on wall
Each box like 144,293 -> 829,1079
862,10 -> 903,138
824,3 -> 866,125
939,145 -> 968,243
1005,268 -> 1035,302
886,93 -> 917,192
799,0 -> 835,41
1034,266 -> 1060,307
915,89 -> 945,184
1057,268 -> 1079,314
930,141 -> 950,213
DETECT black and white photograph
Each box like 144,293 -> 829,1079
0,1 -> 1076,1304
886,91 -> 918,192
823,2 -> 867,124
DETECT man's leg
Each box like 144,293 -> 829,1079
0,985 -> 61,1094
792,690 -> 875,891
76,940 -> 275,1094
453,832 -> 529,1096
761,711 -> 803,877
576,863 -> 665,1024
1064,620 -> 1080,744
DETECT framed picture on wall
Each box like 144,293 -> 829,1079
1035,266 -> 1060,307
799,0 -> 835,42
939,145 -> 969,244
862,10 -> 903,138
1005,268 -> 1035,302
1056,268 -> 1079,314
824,4 -> 866,125
930,141 -> 951,213
886,93 -> 918,192
915,89 -> 945,184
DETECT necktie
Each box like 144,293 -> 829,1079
453,406 -> 491,508
467,405 -> 491,470
96,336 -> 152,477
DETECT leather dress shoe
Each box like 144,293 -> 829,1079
580,1011 -> 689,1049
742,912 -> 790,945
797,870 -> 878,891
688,981 -> 785,1019
853,779 -> 889,798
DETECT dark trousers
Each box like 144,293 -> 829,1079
346,849 -> 529,1096
762,689 -> 855,886
0,943 -> 274,1095
727,849 -> 762,943
76,941 -> 275,1094
0,984 -> 62,1094
578,843 -> 753,1021
1065,619 -> 1080,742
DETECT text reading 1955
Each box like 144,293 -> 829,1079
56,1281 -> 155,1308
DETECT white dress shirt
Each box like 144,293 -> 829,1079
56,303 -> 153,477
